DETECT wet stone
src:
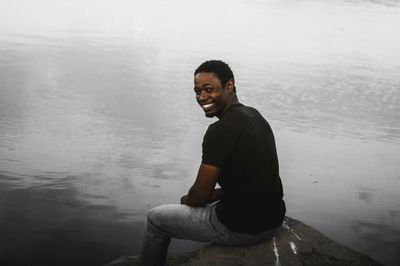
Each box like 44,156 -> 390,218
106,217 -> 382,266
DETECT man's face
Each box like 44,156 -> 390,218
194,72 -> 232,118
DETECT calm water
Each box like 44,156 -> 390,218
1,0 -> 400,265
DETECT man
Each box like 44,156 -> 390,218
139,60 -> 285,266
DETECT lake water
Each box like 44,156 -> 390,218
1,0 -> 399,265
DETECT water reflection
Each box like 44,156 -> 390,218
357,188 -> 375,205
244,64 -> 400,142
351,217 -> 400,266
0,178 -> 143,266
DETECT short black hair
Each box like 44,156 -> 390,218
194,60 -> 236,92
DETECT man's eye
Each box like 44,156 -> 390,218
206,88 -> 213,92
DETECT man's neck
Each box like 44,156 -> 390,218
217,95 -> 240,119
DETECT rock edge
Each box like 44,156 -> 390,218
106,216 -> 382,266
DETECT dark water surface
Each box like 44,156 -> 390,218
1,0 -> 400,265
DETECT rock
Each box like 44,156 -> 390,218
105,255 -> 140,266
106,217 -> 382,266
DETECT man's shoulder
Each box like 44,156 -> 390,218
237,104 -> 260,117
205,107 -> 248,137
221,104 -> 262,126
206,105 -> 266,136
205,119 -> 227,137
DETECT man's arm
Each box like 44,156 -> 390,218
180,163 -> 221,207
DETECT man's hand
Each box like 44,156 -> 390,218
180,194 -> 188,205
180,188 -> 222,205
181,163 -> 220,207
210,187 -> 223,202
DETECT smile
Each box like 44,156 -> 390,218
202,103 -> 214,110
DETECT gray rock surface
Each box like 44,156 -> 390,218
106,217 -> 382,266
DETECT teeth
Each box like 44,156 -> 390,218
203,103 -> 213,109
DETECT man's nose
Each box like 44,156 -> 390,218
198,91 -> 208,101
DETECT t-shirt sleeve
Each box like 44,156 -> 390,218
202,123 -> 238,167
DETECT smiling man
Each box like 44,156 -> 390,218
139,60 -> 285,266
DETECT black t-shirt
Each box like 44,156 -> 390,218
202,103 -> 285,234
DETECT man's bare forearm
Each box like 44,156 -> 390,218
181,163 -> 221,207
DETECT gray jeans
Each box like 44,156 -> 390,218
139,202 -> 277,266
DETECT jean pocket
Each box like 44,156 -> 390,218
212,226 -> 230,244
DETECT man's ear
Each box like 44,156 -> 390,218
226,79 -> 235,93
